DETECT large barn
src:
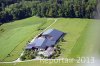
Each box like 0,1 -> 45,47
26,29 -> 64,49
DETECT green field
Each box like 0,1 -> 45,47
0,17 -> 100,66
0,16 -> 55,61
48,18 -> 90,58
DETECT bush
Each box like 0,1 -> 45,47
20,49 -> 37,61
20,55 -> 26,61
50,45 -> 61,59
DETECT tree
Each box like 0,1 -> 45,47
0,0 -> 97,23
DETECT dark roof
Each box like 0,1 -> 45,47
26,29 -> 64,49
46,40 -> 56,46
26,44 -> 34,49
42,29 -> 63,41
34,37 -> 47,48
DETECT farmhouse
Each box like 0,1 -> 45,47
43,47 -> 55,57
26,29 -> 64,50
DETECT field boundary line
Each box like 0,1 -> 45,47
68,22 -> 90,57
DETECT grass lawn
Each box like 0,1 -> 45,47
0,17 -> 100,66
0,16 -> 55,62
48,18 -> 91,58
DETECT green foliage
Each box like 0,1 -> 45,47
0,0 -> 97,23
50,45 -> 61,59
0,16 -> 53,61
20,49 -> 36,61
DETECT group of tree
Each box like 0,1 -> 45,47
0,0 -> 98,24
20,49 -> 36,61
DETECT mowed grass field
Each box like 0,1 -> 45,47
47,18 -> 91,58
0,16 -> 55,62
0,16 -> 100,66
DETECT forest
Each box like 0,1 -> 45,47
0,0 -> 97,24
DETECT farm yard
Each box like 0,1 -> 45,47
0,0 -> 99,66
0,16 -> 100,66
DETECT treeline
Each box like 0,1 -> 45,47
0,0 -> 97,24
